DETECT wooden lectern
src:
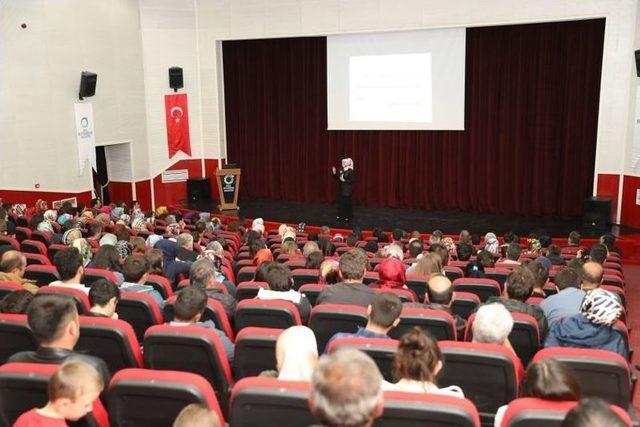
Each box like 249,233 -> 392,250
215,168 -> 241,211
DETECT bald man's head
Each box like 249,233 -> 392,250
427,274 -> 453,305
581,262 -> 604,290
0,250 -> 27,277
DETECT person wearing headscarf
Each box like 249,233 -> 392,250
115,240 -> 133,259
251,218 -> 265,236
131,217 -> 147,232
72,238 -> 93,266
544,289 -> 626,359
43,210 -> 58,223
99,206 -> 112,216
94,213 -> 111,226
253,248 -> 273,266
12,204 -> 27,217
99,233 -> 118,247
166,223 -> 181,236
331,157 -> 355,222
371,257 -> 407,289
62,228 -> 82,245
36,221 -> 54,234
484,232 -> 500,255
57,213 -> 73,226
272,326 -> 318,381
278,224 -> 288,237
111,207 -> 125,221
154,239 -> 191,284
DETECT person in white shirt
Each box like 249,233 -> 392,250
382,326 -> 464,398
49,248 -> 91,294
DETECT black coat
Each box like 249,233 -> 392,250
333,168 -> 354,196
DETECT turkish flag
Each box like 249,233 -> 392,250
165,93 -> 192,158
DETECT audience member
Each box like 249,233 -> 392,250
325,293 -> 402,352
13,360 -> 104,427
545,289 -> 626,359
8,295 -> 110,386
484,232 -> 500,256
485,267 -> 548,337
424,274 -> 466,337
472,303 -> 515,354
155,239 -> 191,284
406,252 -> 442,276
145,248 -> 164,275
477,250 -> 496,268
581,261 -> 604,291
318,259 -> 340,285
464,259 -> 486,278
546,244 -> 566,265
87,278 -> 120,319
383,327 -> 464,398
256,262 -> 311,323
0,250 -> 38,293
172,404 -> 221,427
49,248 -> 91,294
371,257 -> 406,289
281,240 -> 299,256
168,286 -> 234,362
384,243 -> 404,261
567,231 -> 581,247
429,230 -> 443,245
502,243 -> 522,264
429,243 -> 449,267
318,237 -> 336,257
562,397 -> 627,427
89,245 -> 125,285
0,289 -> 33,314
310,348 -> 383,427
494,358 -> 581,426
121,256 -> 164,308
189,258 -> 236,319
316,250 -> 376,307
253,247 -> 274,266
587,244 -> 608,265
526,261 -> 550,297
407,239 -> 423,259
456,243 -> 473,262
539,267 -> 584,327
458,229 -> 471,245
306,251 -> 324,269
303,241 -> 321,258
261,325 -> 318,381
600,234 -> 621,256
176,233 -> 198,262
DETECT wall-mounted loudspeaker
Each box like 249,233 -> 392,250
635,49 -> 640,77
79,71 -> 97,100
169,67 -> 183,92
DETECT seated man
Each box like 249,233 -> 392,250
485,267 -> 548,338
310,348 -> 383,427
526,260 -> 550,297
87,278 -> 120,319
168,286 -> 234,363
120,256 -> 165,308
49,248 -> 91,294
545,289 -> 626,359
325,293 -> 402,352
500,243 -> 522,265
580,261 -> 604,292
9,295 -> 110,386
176,232 -> 198,263
472,303 -> 516,355
189,258 -> 236,320
255,262 -> 312,323
545,244 -> 566,266
539,268 -> 584,327
425,274 -> 466,338
316,249 -> 376,307
0,250 -> 38,293
456,243 -> 473,262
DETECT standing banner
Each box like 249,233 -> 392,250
74,102 -> 96,176
165,93 -> 192,158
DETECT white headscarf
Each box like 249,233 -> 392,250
341,158 -> 354,171
276,326 -> 318,381
252,218 -> 265,235
484,232 -> 499,255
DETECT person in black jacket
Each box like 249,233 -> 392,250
332,158 -> 355,222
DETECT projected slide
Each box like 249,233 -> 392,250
349,53 -> 432,123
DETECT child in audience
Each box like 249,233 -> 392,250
14,359 -> 104,426
173,404 -> 220,427
383,327 -> 464,397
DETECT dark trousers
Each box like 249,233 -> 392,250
338,195 -> 353,219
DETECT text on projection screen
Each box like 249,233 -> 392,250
349,53 -> 432,123
326,28 -> 466,131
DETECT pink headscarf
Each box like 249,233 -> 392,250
373,257 -> 406,289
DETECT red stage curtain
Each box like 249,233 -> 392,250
223,19 -> 604,217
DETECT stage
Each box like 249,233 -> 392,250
187,196 -> 590,237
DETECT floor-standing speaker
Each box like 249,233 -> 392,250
582,197 -> 611,236
187,178 -> 211,207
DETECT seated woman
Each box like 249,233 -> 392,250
305,251 -> 324,269
382,327 -> 464,398
370,257 -> 407,290
494,358 -> 581,426
406,252 -> 442,276
261,325 -> 318,381
318,259 -> 340,285
255,262 -> 311,323
88,245 -> 125,285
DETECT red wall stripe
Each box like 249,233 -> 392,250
621,175 -> 640,229
596,173 -> 620,221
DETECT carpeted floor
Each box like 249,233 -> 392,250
191,197 -> 589,237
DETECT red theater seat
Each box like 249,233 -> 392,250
237,266 -> 258,283
0,313 -> 37,364
0,363 -> 108,427
372,287 -> 416,303
450,291 -> 481,320
532,347 -> 631,408
82,267 -> 119,286
164,296 -> 234,341
379,391 -> 481,427
37,285 -> 91,314
0,281 -> 24,299
327,337 -> 398,382
299,283 -> 328,306
24,264 -> 60,286
46,243 -> 68,261
22,253 -> 51,266
236,281 -> 269,301
444,266 -> 464,281
115,291 -> 163,341
108,368 -> 224,427
145,274 -> 174,299
389,307 -> 457,341
77,315 -> 143,373
229,377 -> 316,427
308,304 -> 368,353
14,227 -> 31,243
437,341 -> 524,423
484,268 -> 511,287
143,325 -> 233,414
30,231 -> 52,246
233,327 -> 283,380
405,274 -> 429,301
453,278 -> 502,302
234,299 -> 302,333
0,236 -> 20,251
291,268 -> 321,289
20,239 -> 47,256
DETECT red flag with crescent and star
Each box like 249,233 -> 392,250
165,93 -> 192,158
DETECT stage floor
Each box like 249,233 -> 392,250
190,197 -> 587,237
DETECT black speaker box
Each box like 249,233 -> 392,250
582,197 -> 611,235
79,71 -> 97,100
169,67 -> 183,91
187,178 -> 211,203
635,49 -> 640,77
